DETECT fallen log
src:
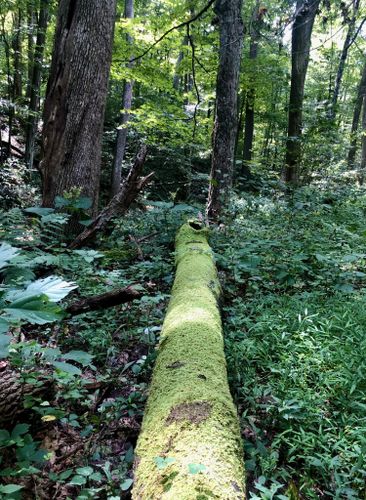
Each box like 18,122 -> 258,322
66,285 -> 142,315
132,221 -> 245,499
69,145 -> 153,249
0,367 -> 53,426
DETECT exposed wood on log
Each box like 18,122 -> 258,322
69,145 -> 152,249
66,286 -> 142,315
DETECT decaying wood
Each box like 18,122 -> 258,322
0,367 -> 53,426
66,285 -> 142,315
69,145 -> 152,249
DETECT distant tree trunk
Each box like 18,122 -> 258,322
111,0 -> 134,198
360,95 -> 366,177
242,1 -> 264,181
283,0 -> 320,184
41,0 -> 117,213
173,36 -> 188,90
348,57 -> 366,168
330,0 -> 360,118
26,1 -> 35,100
1,20 -> 13,158
25,0 -> 50,170
12,10 -> 23,100
206,0 -> 244,220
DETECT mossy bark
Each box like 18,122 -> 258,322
132,222 -> 245,499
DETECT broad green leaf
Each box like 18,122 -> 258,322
52,361 -> 82,375
0,484 -> 24,494
76,466 -> 94,477
121,478 -> 133,491
3,295 -> 63,325
69,475 -> 87,486
63,350 -> 93,366
188,463 -> 206,474
24,207 -> 55,216
0,332 -> 10,358
24,276 -> 78,302
0,243 -> 19,269
11,424 -> 30,439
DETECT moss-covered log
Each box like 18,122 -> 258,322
132,221 -> 245,499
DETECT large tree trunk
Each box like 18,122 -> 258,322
110,0 -> 134,198
40,0 -> 117,213
133,222 -> 245,499
283,0 -> 320,184
330,0 -> 360,119
25,0 -> 50,170
11,10 -> 23,101
348,57 -> 366,168
206,0 -> 244,220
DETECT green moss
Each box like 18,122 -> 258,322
133,221 -> 245,499
102,245 -> 137,264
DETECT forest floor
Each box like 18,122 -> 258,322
1,175 -> 366,499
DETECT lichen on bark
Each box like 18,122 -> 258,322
132,221 -> 245,499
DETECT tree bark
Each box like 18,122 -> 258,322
242,1 -> 264,181
0,368 -> 53,426
11,10 -> 23,101
348,57 -> 366,168
25,0 -> 50,170
206,0 -> 244,220
40,0 -> 117,213
69,145 -> 151,249
133,222 -> 245,499
330,0 -> 360,118
111,0 -> 135,198
283,0 -> 320,184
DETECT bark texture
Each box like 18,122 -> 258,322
69,145 -> 151,249
206,0 -> 244,220
283,0 -> 320,184
360,95 -> 366,175
0,368 -> 52,426
25,0 -> 50,170
111,0 -> 135,197
348,57 -> 366,168
133,222 -> 245,499
66,286 -> 142,315
40,0 -> 117,212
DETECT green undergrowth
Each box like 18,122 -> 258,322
213,181 -> 366,499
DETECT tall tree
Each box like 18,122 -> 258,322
242,1 -> 265,181
360,94 -> 366,177
329,0 -> 361,118
40,0 -> 117,212
347,56 -> 366,168
206,0 -> 244,219
283,0 -> 320,184
110,0 -> 134,197
25,0 -> 50,170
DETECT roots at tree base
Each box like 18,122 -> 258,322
132,221 -> 245,499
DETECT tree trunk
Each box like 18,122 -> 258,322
360,95 -> 366,177
330,0 -> 360,118
40,0 -> 117,213
25,0 -> 50,170
132,222 -> 245,499
242,1 -> 264,181
348,57 -> 366,168
206,0 -> 244,220
11,10 -> 23,100
111,0 -> 134,198
283,0 -> 320,184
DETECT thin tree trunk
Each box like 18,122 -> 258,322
360,95 -> 366,177
111,0 -> 134,198
12,10 -> 23,100
348,57 -> 366,168
242,1 -> 264,180
283,0 -> 320,184
330,0 -> 360,118
133,222 -> 245,499
26,0 -> 35,100
206,0 -> 244,220
25,0 -> 50,170
41,0 -> 117,213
